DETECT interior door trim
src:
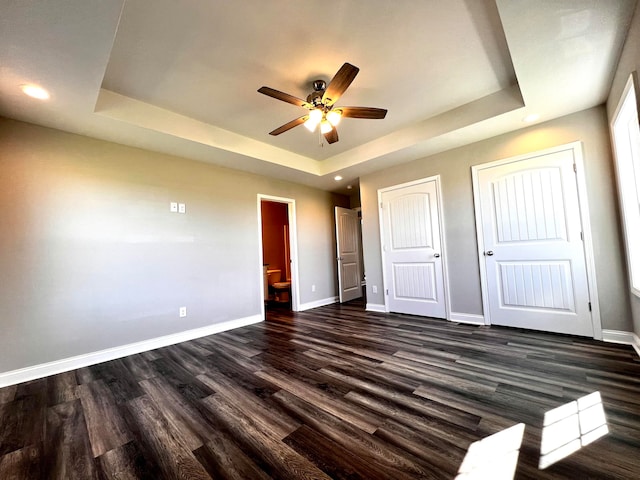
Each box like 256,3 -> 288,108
471,141 -> 602,340
377,175 -> 450,319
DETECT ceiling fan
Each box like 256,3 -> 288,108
257,62 -> 387,145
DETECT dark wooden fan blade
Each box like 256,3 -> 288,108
258,87 -> 312,109
323,127 -> 339,144
269,115 -> 309,136
322,63 -> 359,107
339,106 -> 387,119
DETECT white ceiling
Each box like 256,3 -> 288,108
0,0 -> 636,194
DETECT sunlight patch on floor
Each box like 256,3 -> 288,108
456,423 -> 525,479
539,391 -> 608,470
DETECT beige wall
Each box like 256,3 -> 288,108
360,106 -> 632,332
0,117 -> 346,373
606,1 -> 640,336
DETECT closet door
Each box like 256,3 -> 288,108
380,178 -> 446,318
474,146 -> 594,336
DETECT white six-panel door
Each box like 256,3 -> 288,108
380,178 -> 447,318
473,145 -> 595,337
335,207 -> 362,303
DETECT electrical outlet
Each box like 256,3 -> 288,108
372,285 -> 378,294
170,202 -> 178,213
311,284 -> 316,292
179,306 -> 187,317
178,203 -> 186,214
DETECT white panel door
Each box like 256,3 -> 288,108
335,207 -> 362,302
380,179 -> 446,318
476,149 -> 593,336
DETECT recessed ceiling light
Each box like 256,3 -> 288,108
523,113 -> 540,123
334,175 -> 343,181
347,185 -> 352,190
21,84 -> 50,100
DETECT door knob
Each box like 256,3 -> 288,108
485,251 -> 494,256
434,253 -> 440,258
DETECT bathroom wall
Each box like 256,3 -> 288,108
0,117 -> 347,375
261,200 -> 289,280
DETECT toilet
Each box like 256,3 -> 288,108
266,269 -> 291,304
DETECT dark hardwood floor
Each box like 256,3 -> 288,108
1,300 -> 639,479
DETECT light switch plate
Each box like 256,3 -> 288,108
170,202 -> 178,212
178,203 -> 186,213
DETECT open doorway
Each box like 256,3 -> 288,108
258,195 -> 299,316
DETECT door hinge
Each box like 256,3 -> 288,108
380,202 -> 384,209
588,302 -> 592,311
386,289 -> 389,295
573,163 -> 577,173
580,231 -> 584,241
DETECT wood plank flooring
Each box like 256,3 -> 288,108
1,300 -> 639,479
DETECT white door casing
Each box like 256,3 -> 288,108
472,143 -> 601,338
335,207 -> 362,303
379,177 -> 447,319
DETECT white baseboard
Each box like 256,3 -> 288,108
449,312 -> 486,325
0,314 -> 263,388
297,296 -> 338,312
366,303 -> 387,313
602,329 -> 640,357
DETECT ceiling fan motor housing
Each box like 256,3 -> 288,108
307,80 -> 327,108
312,80 -> 326,92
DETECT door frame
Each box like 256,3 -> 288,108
257,194 -> 300,318
471,141 -> 602,339
335,206 -> 363,303
377,175 -> 450,318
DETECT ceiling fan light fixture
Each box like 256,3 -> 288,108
326,109 -> 342,126
309,108 -> 323,122
304,108 -> 323,131
320,120 -> 333,134
304,118 -> 319,132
